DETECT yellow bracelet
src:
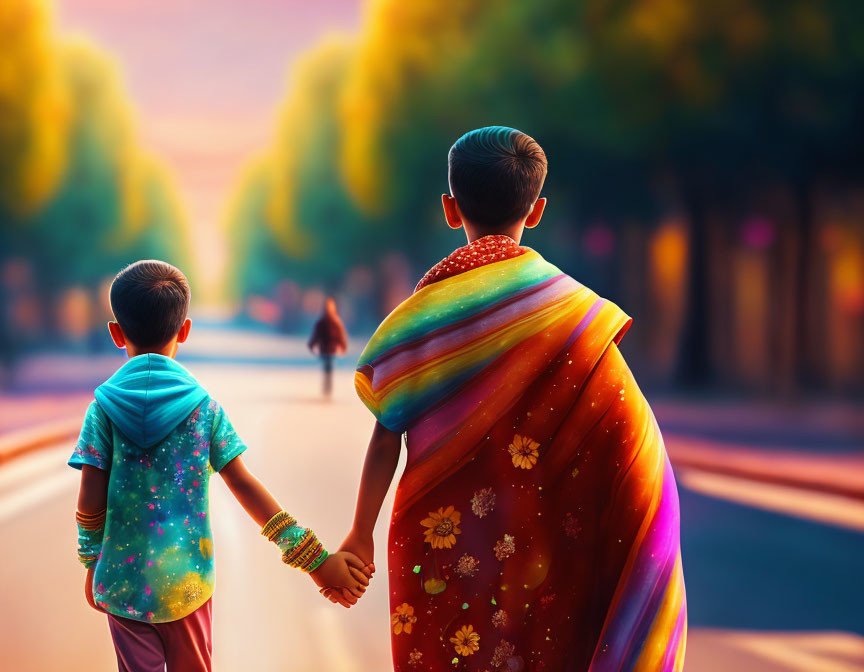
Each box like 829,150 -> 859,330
295,542 -> 319,567
261,511 -> 297,539
297,542 -> 323,569
282,531 -> 315,564
265,511 -> 329,573
76,509 -> 106,531
284,540 -> 326,572
266,517 -> 299,542
283,533 -> 318,567
299,542 -> 326,571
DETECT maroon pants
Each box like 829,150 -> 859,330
106,599 -> 212,672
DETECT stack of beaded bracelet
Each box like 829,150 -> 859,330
262,510 -> 297,540
76,509 -> 106,568
261,510 -> 329,573
282,530 -> 328,572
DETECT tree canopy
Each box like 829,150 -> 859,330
0,0 -> 189,313
226,0 -> 864,391
230,0 -> 864,278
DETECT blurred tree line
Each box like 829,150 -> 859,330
0,0 -> 188,364
229,0 -> 863,395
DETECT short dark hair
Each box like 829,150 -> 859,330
110,260 -> 190,348
448,126 -> 547,229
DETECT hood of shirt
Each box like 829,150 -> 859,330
94,353 -> 208,448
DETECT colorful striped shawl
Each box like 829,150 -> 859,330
356,247 -> 685,671
355,248 -> 630,434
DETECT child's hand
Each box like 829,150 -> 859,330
339,527 -> 375,575
320,585 -> 366,608
310,551 -> 370,608
84,567 -> 100,612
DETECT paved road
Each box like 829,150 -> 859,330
0,364 -> 862,671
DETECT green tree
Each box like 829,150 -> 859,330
0,0 -> 68,217
227,38 -> 368,296
228,0 -> 864,390
1,31 -> 190,353
26,40 -> 187,292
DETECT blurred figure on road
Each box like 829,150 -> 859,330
308,296 -> 348,397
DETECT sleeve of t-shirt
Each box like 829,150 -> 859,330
208,400 -> 248,472
68,401 -> 113,471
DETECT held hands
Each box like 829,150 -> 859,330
257,510 -> 372,608
319,529 -> 375,608
311,551 -> 373,608
339,527 -> 375,573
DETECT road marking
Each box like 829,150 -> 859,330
737,631 -> 864,672
689,629 -> 864,672
0,445 -> 70,495
0,469 -> 74,525
678,468 -> 864,532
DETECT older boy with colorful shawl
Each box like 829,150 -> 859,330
328,127 -> 687,671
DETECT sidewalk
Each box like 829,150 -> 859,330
665,436 -> 864,501
686,629 -> 864,672
653,398 -> 863,450
0,393 -> 89,465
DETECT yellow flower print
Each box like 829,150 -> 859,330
423,578 -> 447,595
507,434 -> 540,469
198,537 -> 213,559
450,624 -> 480,656
420,506 -> 462,549
392,603 -> 417,635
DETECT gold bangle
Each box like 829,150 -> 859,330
279,530 -> 327,573
284,529 -> 313,555
282,531 -> 315,564
305,548 -> 329,573
76,513 -> 106,531
288,547 -> 316,570
283,534 -> 316,566
286,536 -> 322,570
266,518 -> 300,542
76,508 -> 106,518
261,511 -> 296,538
261,511 -> 284,536
295,542 -> 319,567
299,542 -> 325,571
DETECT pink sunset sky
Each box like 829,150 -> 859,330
55,0 -> 362,300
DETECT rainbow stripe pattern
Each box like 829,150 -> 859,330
589,431 -> 688,671
356,248 -> 627,433
356,247 -> 686,670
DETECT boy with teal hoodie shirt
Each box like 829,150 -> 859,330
70,260 -> 371,671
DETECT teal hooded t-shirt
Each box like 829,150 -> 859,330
68,353 -> 246,622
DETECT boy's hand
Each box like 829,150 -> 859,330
320,585 -> 365,608
310,551 -> 370,608
319,531 -> 375,607
339,527 -> 375,575
84,567 -> 100,612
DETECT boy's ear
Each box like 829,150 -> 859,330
441,194 -> 463,230
107,321 -> 126,349
524,198 -> 547,229
176,318 -> 192,344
